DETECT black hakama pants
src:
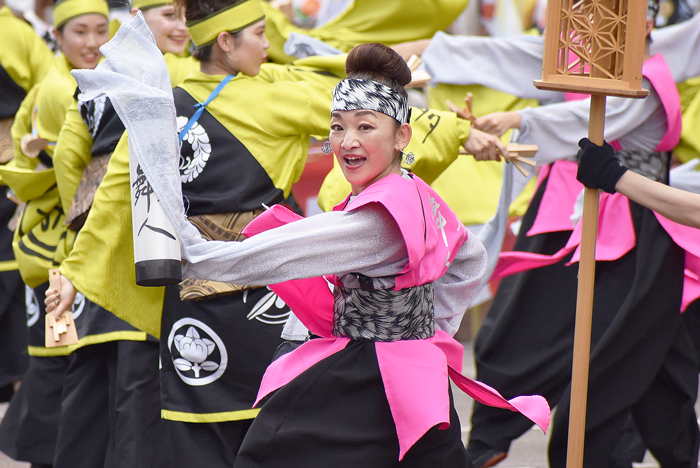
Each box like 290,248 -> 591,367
0,354 -> 68,465
53,339 -> 170,468
0,269 -> 27,394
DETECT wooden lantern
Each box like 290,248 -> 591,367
533,1 -> 649,468
535,0 -> 650,98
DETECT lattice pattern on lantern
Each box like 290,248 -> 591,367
558,0 -> 627,79
534,0 -> 649,98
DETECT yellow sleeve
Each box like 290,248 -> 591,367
24,30 -> 54,90
427,83 -> 542,224
54,101 -> 93,214
261,2 -> 306,64
406,108 -> 470,185
60,132 -> 164,338
0,8 -> 53,92
260,77 -> 335,141
675,77 -> 700,163
262,0 -> 469,62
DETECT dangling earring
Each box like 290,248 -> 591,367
399,147 -> 415,164
321,141 -> 333,155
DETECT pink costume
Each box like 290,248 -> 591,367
493,54 -> 700,311
242,172 -> 550,460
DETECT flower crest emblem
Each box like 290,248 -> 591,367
173,326 -> 219,378
167,318 -> 228,386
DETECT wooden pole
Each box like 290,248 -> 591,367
565,93 -> 606,468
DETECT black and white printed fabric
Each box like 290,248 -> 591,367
76,92 -> 125,157
174,89 -> 286,214
160,285 -> 289,419
26,282 -> 146,355
332,78 -> 410,124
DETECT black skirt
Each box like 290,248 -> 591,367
235,340 -> 473,468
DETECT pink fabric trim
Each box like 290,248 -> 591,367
260,332 -> 551,461
683,270 -> 700,313
654,214 -> 700,311
495,195 -> 700,314
241,204 -> 304,237
527,161 -> 581,236
566,192 -> 636,264
269,278 -> 335,338
493,192 -> 635,280
643,54 -> 682,152
254,337 -> 351,406
375,339 -> 451,460
331,173 -> 469,289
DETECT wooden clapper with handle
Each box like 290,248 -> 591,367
449,93 -> 538,176
45,269 -> 78,347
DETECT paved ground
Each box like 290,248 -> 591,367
0,342 -> 684,468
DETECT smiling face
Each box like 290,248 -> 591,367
139,5 -> 190,55
54,13 -> 109,69
227,19 -> 269,76
330,109 -> 411,195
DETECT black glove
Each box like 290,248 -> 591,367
576,138 -> 628,194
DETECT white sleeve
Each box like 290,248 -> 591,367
182,205 -> 409,286
421,31 -> 564,104
650,14 -> 700,82
517,81 -> 665,164
433,231 -> 487,336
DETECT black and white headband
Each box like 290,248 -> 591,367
331,79 -> 410,124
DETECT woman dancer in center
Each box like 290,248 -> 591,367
68,36 -> 551,466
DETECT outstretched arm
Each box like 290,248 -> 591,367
616,171 -> 700,229
576,138 -> 700,229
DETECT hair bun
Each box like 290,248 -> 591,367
345,43 -> 412,88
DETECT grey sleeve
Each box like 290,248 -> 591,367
422,32 -> 564,104
182,205 -> 409,285
650,13 -> 700,82
517,81 -> 665,164
433,231 -> 487,336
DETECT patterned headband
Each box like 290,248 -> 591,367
331,79 -> 410,124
